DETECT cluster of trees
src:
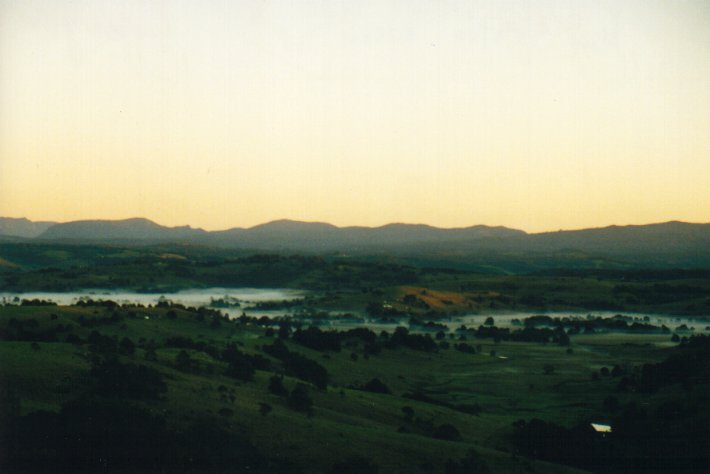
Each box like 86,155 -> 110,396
395,402 -> 466,442
248,297 -> 306,310
222,343 -> 270,381
385,327 -> 438,351
510,314 -> 672,334
262,339 -> 329,389
403,391 -> 482,417
461,325 -> 571,345
18,299 -> 57,306
267,376 -> 313,414
0,317 -> 73,342
90,355 -> 166,400
622,334 -> 710,393
290,326 -> 378,352
287,325 -> 448,355
408,316 -> 447,330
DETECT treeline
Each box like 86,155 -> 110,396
532,268 -> 710,281
513,313 -> 672,333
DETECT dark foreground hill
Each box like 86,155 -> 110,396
1,302 -> 708,472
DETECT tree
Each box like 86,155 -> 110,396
90,357 -> 166,400
558,331 -> 571,346
119,337 -> 135,356
287,385 -> 313,414
611,364 -> 624,377
268,375 -> 288,397
144,347 -> 157,361
330,456 -> 379,474
225,359 -> 254,381
603,395 -> 619,412
222,345 -> 255,381
485,316 -> 495,326
434,423 -> 462,441
175,350 -> 193,372
444,448 -> 488,474
278,322 -> 291,339
362,378 -> 390,394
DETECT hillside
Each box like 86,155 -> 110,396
0,217 -> 56,239
3,217 -> 710,270
1,302 -> 707,472
37,218 -> 206,242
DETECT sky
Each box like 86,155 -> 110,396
1,0 -> 709,232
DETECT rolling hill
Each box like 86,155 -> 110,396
0,217 -> 56,238
2,217 -> 710,270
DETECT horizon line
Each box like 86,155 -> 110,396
2,215 -> 709,235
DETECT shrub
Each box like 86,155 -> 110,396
268,375 -> 288,397
434,423 -> 462,441
90,358 -> 166,400
287,385 -> 313,414
362,378 -> 390,394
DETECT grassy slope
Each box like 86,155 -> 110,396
2,304 -> 695,472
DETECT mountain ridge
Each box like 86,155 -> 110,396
2,217 -> 710,262
0,217 -> 57,238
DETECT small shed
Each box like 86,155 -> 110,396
590,422 -> 612,434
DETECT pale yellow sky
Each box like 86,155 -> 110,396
1,0 -> 709,232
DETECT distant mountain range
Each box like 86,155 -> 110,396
37,218 -> 207,242
2,217 -> 710,269
0,217 -> 525,249
0,217 -> 56,239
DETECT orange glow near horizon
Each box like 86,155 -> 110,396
1,1 -> 709,233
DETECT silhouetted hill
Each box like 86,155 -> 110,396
524,221 -> 710,254
205,220 -> 525,251
37,218 -> 206,242
6,217 -> 710,270
208,220 -> 340,251
0,217 -> 56,238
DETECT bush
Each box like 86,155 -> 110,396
119,337 -> 135,356
330,455 -> 379,473
444,449 -> 488,473
264,341 -> 329,389
362,378 -> 391,394
90,357 -> 166,400
433,423 -> 462,441
287,385 -> 313,414
268,375 -> 288,397
175,350 -> 195,372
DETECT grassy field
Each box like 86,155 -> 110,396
2,300 -> 706,472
